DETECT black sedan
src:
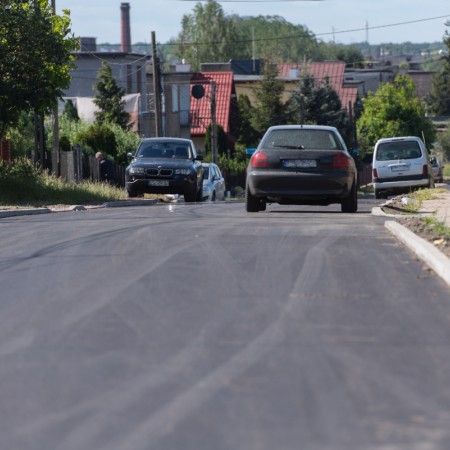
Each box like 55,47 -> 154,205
245,125 -> 358,213
125,138 -> 203,202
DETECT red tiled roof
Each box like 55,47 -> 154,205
278,61 -> 358,111
190,72 -> 233,136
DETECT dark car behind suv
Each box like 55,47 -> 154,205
125,138 -> 203,202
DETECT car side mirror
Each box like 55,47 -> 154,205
195,154 -> 204,161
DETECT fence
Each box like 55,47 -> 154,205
57,149 -> 126,187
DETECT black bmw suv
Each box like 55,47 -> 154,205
125,138 -> 204,202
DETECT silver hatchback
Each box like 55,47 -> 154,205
372,136 -> 434,199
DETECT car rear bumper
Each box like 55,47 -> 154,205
247,171 -> 354,201
373,178 -> 429,190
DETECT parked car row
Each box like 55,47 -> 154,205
124,133 -> 445,209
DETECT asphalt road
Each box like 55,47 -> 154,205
1,198 -> 450,450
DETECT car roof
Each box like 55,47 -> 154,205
375,136 -> 422,144
140,137 -> 193,144
266,125 -> 339,132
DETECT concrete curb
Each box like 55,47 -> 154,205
385,220 -> 450,288
0,198 -> 159,219
0,208 -> 51,218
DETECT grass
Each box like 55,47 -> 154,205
0,159 -> 127,207
400,188 -> 447,214
422,216 -> 450,240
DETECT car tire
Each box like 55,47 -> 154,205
341,181 -> 357,213
374,189 -> 384,200
184,186 -> 197,203
259,199 -> 267,211
127,190 -> 141,198
196,183 -> 203,202
211,191 -> 216,202
245,185 -> 260,212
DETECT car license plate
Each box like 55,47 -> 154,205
149,180 -> 169,186
283,159 -> 317,168
391,165 -> 409,172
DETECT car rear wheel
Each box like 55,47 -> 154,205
374,189 -> 385,200
341,181 -> 357,213
245,185 -> 260,212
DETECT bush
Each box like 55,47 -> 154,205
77,124 -> 117,159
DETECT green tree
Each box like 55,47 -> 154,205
173,1 -> 323,69
5,112 -> 35,159
0,0 -> 78,140
176,0 -> 237,70
427,32 -> 450,115
63,99 -> 79,122
236,95 -> 259,148
357,75 -> 436,154
251,63 -> 287,136
436,123 -> 450,161
77,123 -> 117,159
233,15 -> 321,63
93,61 -> 130,130
205,124 -> 229,158
287,70 -> 353,145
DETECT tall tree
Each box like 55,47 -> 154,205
176,0 -> 236,70
427,31 -> 450,115
173,1 -> 323,69
251,63 -> 287,136
0,0 -> 78,141
93,62 -> 130,130
357,75 -> 436,154
287,70 -> 352,143
237,95 -> 259,148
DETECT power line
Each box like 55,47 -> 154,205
156,14 -> 450,48
176,0 -> 323,2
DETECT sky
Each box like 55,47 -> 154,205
56,0 -> 450,47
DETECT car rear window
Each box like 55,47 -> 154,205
375,141 -> 422,161
262,129 -> 343,150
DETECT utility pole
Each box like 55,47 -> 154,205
151,31 -> 163,137
210,81 -> 217,164
51,0 -> 60,175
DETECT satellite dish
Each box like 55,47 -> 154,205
191,84 -> 205,100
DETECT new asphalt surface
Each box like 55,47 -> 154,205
1,187 -> 450,288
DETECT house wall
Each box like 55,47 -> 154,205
65,53 -> 147,98
160,72 -> 193,139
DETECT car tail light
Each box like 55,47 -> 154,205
372,168 -> 379,180
422,164 -> 428,177
252,152 -> 269,168
332,153 -> 349,169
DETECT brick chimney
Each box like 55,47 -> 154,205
120,3 -> 131,53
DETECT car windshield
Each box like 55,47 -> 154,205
136,142 -> 191,159
262,129 -> 342,150
376,141 -> 422,161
